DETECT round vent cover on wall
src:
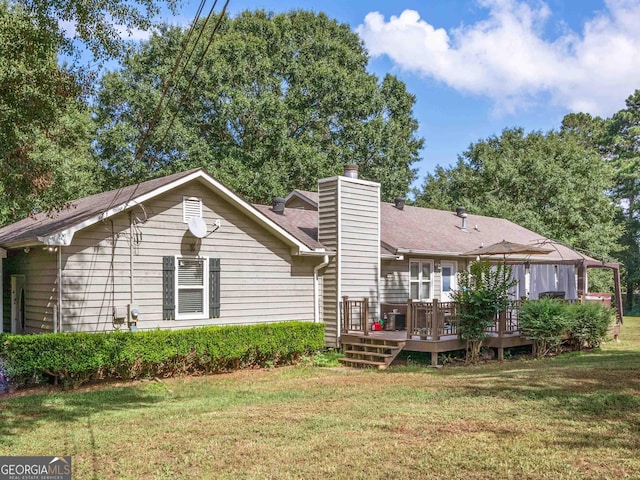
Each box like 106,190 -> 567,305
188,217 -> 207,238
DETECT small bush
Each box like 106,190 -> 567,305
0,322 -> 325,390
519,298 -> 571,357
567,302 -> 614,349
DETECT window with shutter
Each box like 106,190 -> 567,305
165,256 -> 221,320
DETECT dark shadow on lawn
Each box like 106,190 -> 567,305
0,384 -> 166,447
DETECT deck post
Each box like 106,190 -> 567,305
498,310 -> 506,338
432,299 -> 440,341
342,296 -> 349,334
363,299 -> 369,336
406,299 -> 412,340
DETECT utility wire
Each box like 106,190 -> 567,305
105,0 -> 228,212
133,0 -> 213,165
150,0 -> 230,163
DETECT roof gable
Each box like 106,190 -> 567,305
0,169 -> 323,255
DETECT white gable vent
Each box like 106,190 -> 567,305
183,197 -> 203,223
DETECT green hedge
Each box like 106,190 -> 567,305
0,322 -> 325,389
519,299 -> 614,357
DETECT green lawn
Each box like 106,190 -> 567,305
1,320 -> 639,480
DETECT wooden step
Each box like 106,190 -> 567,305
344,350 -> 395,362
341,343 -> 401,353
338,357 -> 388,369
340,338 -> 406,369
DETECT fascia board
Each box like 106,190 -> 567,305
37,170 -> 314,254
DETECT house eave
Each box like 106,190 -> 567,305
26,170 -> 314,254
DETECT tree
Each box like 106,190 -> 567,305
94,10 -> 424,203
17,0 -> 178,61
415,127 -> 621,261
453,261 -> 515,363
602,90 -> 640,310
0,0 -> 176,225
0,3 -> 97,224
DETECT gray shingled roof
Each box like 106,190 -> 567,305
0,168 -> 202,248
380,202 -> 591,262
0,171 -> 593,263
252,204 -> 325,251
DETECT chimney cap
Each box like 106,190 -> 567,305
394,197 -> 405,210
456,206 -> 467,217
343,164 -> 359,179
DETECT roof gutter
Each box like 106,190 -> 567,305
395,248 -> 466,257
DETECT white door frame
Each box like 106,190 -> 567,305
440,261 -> 457,302
11,275 -> 26,334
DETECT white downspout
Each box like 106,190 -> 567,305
313,255 -> 329,323
129,212 -> 135,305
0,247 -> 6,333
57,247 -> 63,333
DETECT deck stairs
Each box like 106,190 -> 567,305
339,337 -> 406,369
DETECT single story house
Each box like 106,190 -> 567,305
0,167 -> 622,352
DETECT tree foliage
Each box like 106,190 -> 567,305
94,10 -> 424,203
0,0 -> 176,225
453,261 -> 516,363
601,90 -> 640,308
415,127 -> 621,260
17,0 -> 178,60
0,3 -> 100,224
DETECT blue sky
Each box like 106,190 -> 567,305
142,0 -> 640,187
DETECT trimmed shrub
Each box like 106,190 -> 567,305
518,298 -> 571,357
567,302 -> 614,349
0,322 -> 325,389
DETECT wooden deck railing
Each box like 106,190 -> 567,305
406,299 -> 458,340
342,296 -> 370,335
342,297 -> 528,340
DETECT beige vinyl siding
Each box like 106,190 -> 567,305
433,262 -> 442,301
318,176 -> 381,347
285,196 -> 317,211
9,249 -> 58,333
381,259 -> 409,303
60,181 -> 317,332
318,178 -> 339,347
339,180 -> 379,322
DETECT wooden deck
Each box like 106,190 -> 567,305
341,329 -> 533,366
341,297 -> 533,366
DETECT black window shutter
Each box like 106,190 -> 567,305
162,256 -> 175,320
209,258 -> 221,318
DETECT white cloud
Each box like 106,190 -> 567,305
357,0 -> 640,116
58,19 -> 156,43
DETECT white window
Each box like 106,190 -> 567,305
176,257 -> 209,319
409,260 -> 433,301
183,196 -> 203,223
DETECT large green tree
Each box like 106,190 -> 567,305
415,127 -> 620,260
602,90 -> 640,309
0,2 -> 97,224
0,0 -> 176,225
94,10 -> 424,203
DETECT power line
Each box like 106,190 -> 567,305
150,0 -> 230,162
133,0 -> 218,166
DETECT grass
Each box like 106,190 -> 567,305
1,320 -> 639,479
